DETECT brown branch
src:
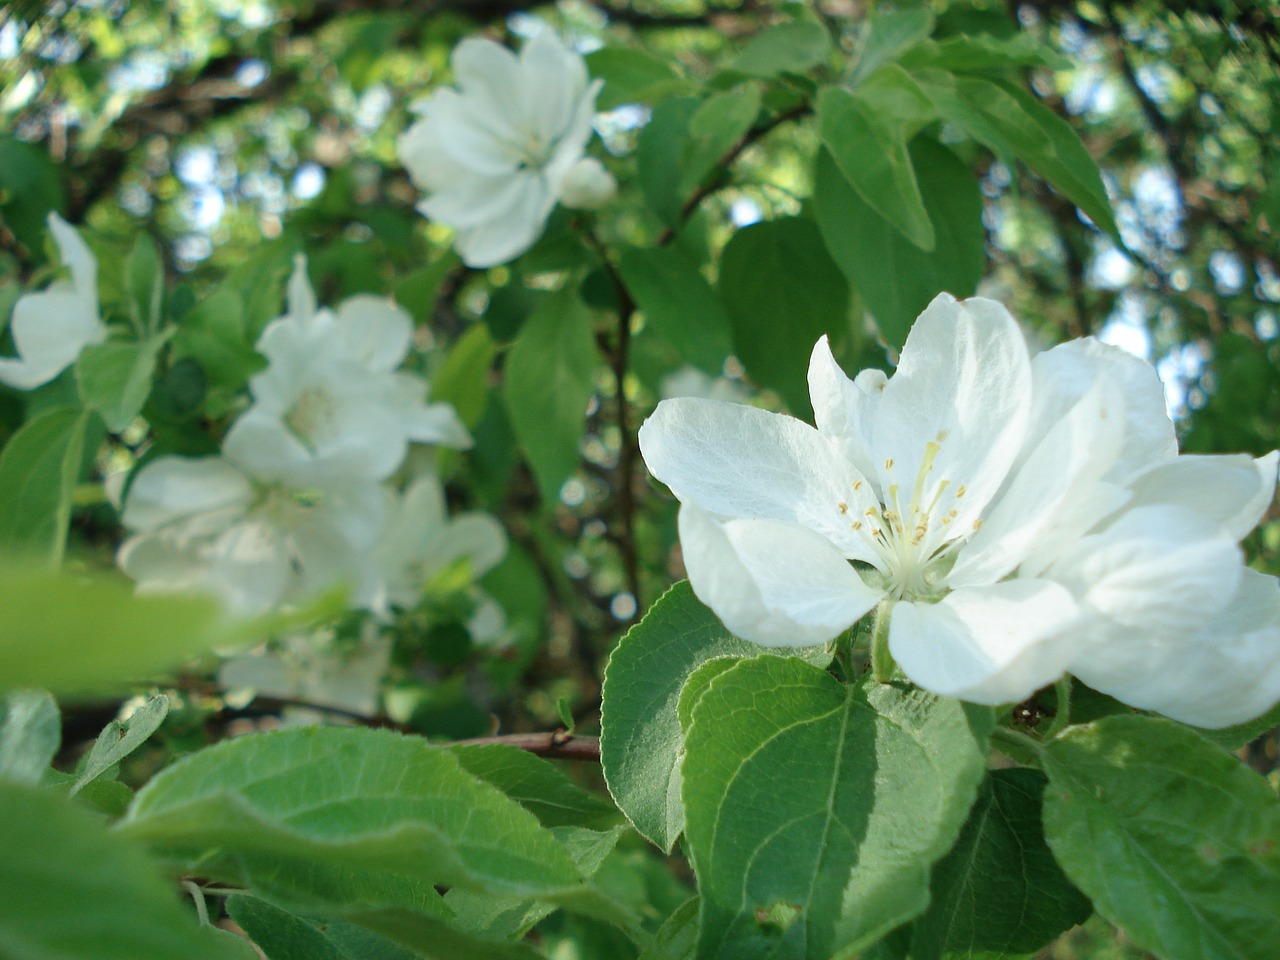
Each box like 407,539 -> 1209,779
453,731 -> 601,762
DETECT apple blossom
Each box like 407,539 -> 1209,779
223,258 -> 470,487
396,32 -> 608,267
639,293 -> 1280,727
0,213 -> 106,390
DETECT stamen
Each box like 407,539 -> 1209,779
955,485 -> 967,499
884,458 -> 895,469
838,501 -> 848,514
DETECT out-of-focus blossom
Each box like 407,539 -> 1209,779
0,213 -> 106,390
397,33 -> 606,267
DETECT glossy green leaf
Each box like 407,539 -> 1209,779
0,780 -> 256,960
818,71 -> 938,251
343,907 -> 546,960
448,742 -> 620,830
675,658 -> 740,735
119,726 -> 588,913
226,895 -> 418,960
850,8 -> 936,86
682,86 -> 762,197
587,48 -> 690,110
0,690 -> 60,784
0,566 -> 225,695
899,34 -> 1071,73
915,71 -> 1120,243
718,216 -> 849,413
0,405 -> 90,565
431,323 -> 496,429
76,333 -> 169,432
600,581 -> 830,852
1042,715 -> 1280,960
71,693 -> 169,796
682,659 -> 993,960
639,897 -> 700,960
619,246 -> 732,375
503,286 -> 598,507
639,98 -> 701,227
730,20 -> 831,78
910,768 -> 1091,960
814,137 -> 984,350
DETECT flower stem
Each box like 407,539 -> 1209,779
870,600 -> 896,683
990,726 -> 1045,765
1043,676 -> 1074,740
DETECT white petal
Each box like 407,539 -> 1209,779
390,374 -> 472,448
679,504 -> 881,648
557,157 -> 616,210
0,287 -> 105,389
807,336 -> 886,498
1030,338 -> 1176,482
122,457 -> 253,532
1071,569 -> 1280,729
949,378 -> 1123,587
446,175 -> 555,267
421,89 -> 522,176
1049,504 -> 1242,637
335,296 -> 413,372
1123,450 -> 1278,541
450,38 -> 527,138
206,519 -> 293,616
419,167 -> 543,232
639,397 -> 882,564
286,255 -> 316,325
398,114 -> 474,193
889,579 -> 1080,704
870,294 -> 1033,554
520,32 -> 588,142
47,213 -> 97,310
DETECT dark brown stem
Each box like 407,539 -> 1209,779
583,226 -> 642,616
453,731 -> 601,762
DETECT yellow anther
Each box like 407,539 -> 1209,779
853,480 -> 864,491
838,501 -> 848,514
956,485 -> 967,498
972,518 -> 984,531
852,520 -> 863,530
884,458 -> 895,469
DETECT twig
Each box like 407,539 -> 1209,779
453,731 -> 601,762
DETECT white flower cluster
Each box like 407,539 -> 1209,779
397,32 -> 614,268
0,214 -> 106,390
640,293 -> 1280,729
118,258 -> 505,622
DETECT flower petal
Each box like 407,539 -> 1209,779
47,213 -> 97,310
1029,338 -> 1176,483
122,457 -> 253,532
418,88 -> 523,176
1123,450 -> 1278,541
889,579 -> 1080,704
678,504 -> 881,647
447,173 -> 555,267
639,397 -> 882,564
520,31 -> 588,143
807,335 -> 886,498
870,294 -> 1033,554
450,38 -> 527,138
0,289 -> 103,389
335,296 -> 413,372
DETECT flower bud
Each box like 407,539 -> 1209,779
559,157 -> 617,210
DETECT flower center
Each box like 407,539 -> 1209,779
842,436 -> 980,600
285,387 -> 337,450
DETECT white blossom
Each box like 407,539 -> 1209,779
639,293 -> 1280,727
117,455 -> 386,617
0,213 -> 106,390
397,32 -> 604,267
223,258 -> 469,488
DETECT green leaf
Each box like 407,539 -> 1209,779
1197,700 -> 1280,752
730,20 -> 831,78
676,658 -> 741,735
0,136 -> 65,250
638,98 -> 701,228
915,71 -> 1120,243
394,253 -> 458,326
0,690 -> 60,784
587,48 -> 691,110
910,768 -> 1091,960
600,582 -> 831,852
502,286 -> 598,507
718,216 -> 849,413
682,660 -> 993,960
0,565 -> 223,696
682,87 -> 762,197
898,34 -> 1071,73
850,8 -> 936,85
71,693 -> 169,796
170,288 -> 262,398
343,906 -> 547,960
76,333 -> 170,432
0,405 -> 90,565
618,246 -> 733,375
431,324 -> 496,429
119,727 -> 589,913
127,233 -> 164,336
224,895 -> 442,960
447,742 -> 620,830
1042,715 -> 1280,960
0,779 -> 257,960
817,70 -> 938,251
814,137 -> 984,350
639,898 -> 700,960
